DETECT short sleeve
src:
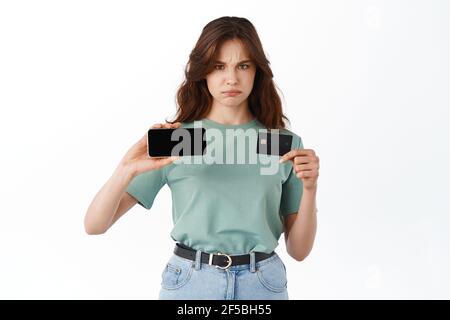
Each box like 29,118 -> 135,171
126,167 -> 167,210
279,136 -> 304,217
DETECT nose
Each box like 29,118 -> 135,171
226,69 -> 238,85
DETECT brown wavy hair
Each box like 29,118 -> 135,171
167,16 -> 290,129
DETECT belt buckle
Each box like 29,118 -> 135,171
215,252 -> 232,270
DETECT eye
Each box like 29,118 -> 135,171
214,64 -> 225,70
239,64 -> 250,70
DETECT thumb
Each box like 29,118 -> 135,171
158,156 -> 181,166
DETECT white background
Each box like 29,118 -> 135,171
1,0 -> 449,299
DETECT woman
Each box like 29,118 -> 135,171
84,16 -> 319,300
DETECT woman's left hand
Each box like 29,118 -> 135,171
279,149 -> 320,190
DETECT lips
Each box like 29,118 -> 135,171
223,90 -> 241,93
222,90 -> 242,96
223,91 -> 241,97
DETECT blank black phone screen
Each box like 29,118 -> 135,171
147,127 -> 206,157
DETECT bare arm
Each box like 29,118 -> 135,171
284,187 -> 318,261
280,148 -> 320,261
84,122 -> 181,235
84,164 -> 137,235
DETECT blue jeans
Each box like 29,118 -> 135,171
158,250 -> 289,300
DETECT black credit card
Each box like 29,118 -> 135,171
256,132 -> 293,156
147,127 -> 206,157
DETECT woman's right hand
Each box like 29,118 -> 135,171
120,122 -> 182,177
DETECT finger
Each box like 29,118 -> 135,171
280,149 -> 304,162
279,149 -> 307,163
280,149 -> 316,163
279,151 -> 294,163
149,156 -> 177,169
138,132 -> 147,142
158,156 -> 181,166
294,163 -> 315,172
294,156 -> 311,165
170,122 -> 182,128
296,171 -> 310,178
134,134 -> 147,149
151,123 -> 163,129
297,169 -> 319,178
153,155 -> 180,161
162,122 -> 178,129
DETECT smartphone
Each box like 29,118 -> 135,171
256,132 -> 293,156
147,127 -> 206,157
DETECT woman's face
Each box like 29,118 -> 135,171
205,39 -> 256,109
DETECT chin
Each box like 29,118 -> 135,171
223,102 -> 242,108
219,98 -> 246,107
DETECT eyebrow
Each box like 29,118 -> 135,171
213,59 -> 252,65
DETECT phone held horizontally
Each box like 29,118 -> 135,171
256,131 -> 293,156
147,127 -> 207,157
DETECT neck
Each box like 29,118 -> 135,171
206,100 -> 254,125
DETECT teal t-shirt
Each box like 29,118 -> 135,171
126,117 -> 304,254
